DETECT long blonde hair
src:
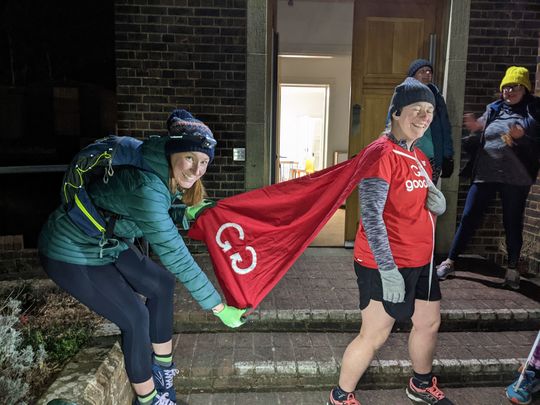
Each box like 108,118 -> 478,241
169,173 -> 206,206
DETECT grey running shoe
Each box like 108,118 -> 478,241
436,260 -> 454,280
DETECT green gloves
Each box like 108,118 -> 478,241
185,199 -> 216,221
213,304 -> 248,328
379,267 -> 405,304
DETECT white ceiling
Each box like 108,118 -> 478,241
276,0 -> 354,56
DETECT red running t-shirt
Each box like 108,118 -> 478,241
354,136 -> 435,269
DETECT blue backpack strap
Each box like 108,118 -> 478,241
62,135 -> 154,239
66,187 -> 107,238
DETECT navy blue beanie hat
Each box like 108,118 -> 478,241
165,109 -> 216,161
407,59 -> 433,78
388,78 -> 435,116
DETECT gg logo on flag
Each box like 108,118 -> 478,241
215,222 -> 257,275
188,149 -> 370,308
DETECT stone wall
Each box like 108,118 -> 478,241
37,341 -> 132,405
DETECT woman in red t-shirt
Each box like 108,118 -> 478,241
328,78 -> 452,405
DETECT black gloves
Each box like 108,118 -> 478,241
441,157 -> 454,178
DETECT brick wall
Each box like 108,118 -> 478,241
460,0 -> 540,270
114,0 -> 247,198
526,33 -> 540,272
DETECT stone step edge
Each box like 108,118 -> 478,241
175,357 -> 524,393
174,308 -> 540,323
94,308 -> 540,336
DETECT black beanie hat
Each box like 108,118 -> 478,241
388,78 -> 435,116
407,59 -> 433,78
165,109 -> 216,161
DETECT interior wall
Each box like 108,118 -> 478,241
277,0 -> 354,56
279,56 -> 352,167
276,0 -> 353,169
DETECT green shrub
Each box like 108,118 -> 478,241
26,324 -> 93,365
0,284 -> 101,403
0,298 -> 46,405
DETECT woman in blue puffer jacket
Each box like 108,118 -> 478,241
436,67 -> 540,290
39,109 -> 246,405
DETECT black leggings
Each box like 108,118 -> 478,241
40,248 -> 175,383
448,182 -> 531,266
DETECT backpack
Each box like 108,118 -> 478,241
61,135 -> 156,239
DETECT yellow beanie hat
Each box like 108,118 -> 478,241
500,66 -> 531,92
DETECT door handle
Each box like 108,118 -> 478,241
351,104 -> 362,134
429,33 -> 437,64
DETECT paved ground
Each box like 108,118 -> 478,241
13,247 -> 538,404
168,248 -> 540,404
177,387 -> 539,405
174,249 -> 540,324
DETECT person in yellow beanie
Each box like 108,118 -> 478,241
436,66 -> 540,289
499,66 -> 532,93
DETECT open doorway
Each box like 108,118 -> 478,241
278,84 -> 329,182
276,0 -> 354,247
277,82 -> 345,247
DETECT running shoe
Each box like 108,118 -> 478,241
405,376 -> 454,404
505,370 -> 540,404
152,363 -> 179,402
327,387 -> 361,405
436,260 -> 455,281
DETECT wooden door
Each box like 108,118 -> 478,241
345,0 -> 447,243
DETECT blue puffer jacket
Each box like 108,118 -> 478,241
38,136 -> 221,310
461,94 -> 540,182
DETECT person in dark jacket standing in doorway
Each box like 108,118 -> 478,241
407,59 -> 454,183
436,66 -> 540,289
39,109 -> 247,405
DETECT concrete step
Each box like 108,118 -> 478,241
173,306 -> 540,333
37,334 -> 537,405
171,330 -> 536,394
5,277 -> 540,336
3,250 -> 539,334
173,255 -> 540,333
177,386 -> 537,405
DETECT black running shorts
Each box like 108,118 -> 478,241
354,261 -> 441,322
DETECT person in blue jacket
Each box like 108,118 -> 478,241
406,59 -> 454,183
39,109 -> 247,405
436,66 -> 540,289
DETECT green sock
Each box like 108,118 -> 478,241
153,352 -> 173,368
137,389 -> 157,404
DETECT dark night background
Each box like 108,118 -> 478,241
0,0 -> 116,246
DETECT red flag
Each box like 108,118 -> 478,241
188,150 -> 376,309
